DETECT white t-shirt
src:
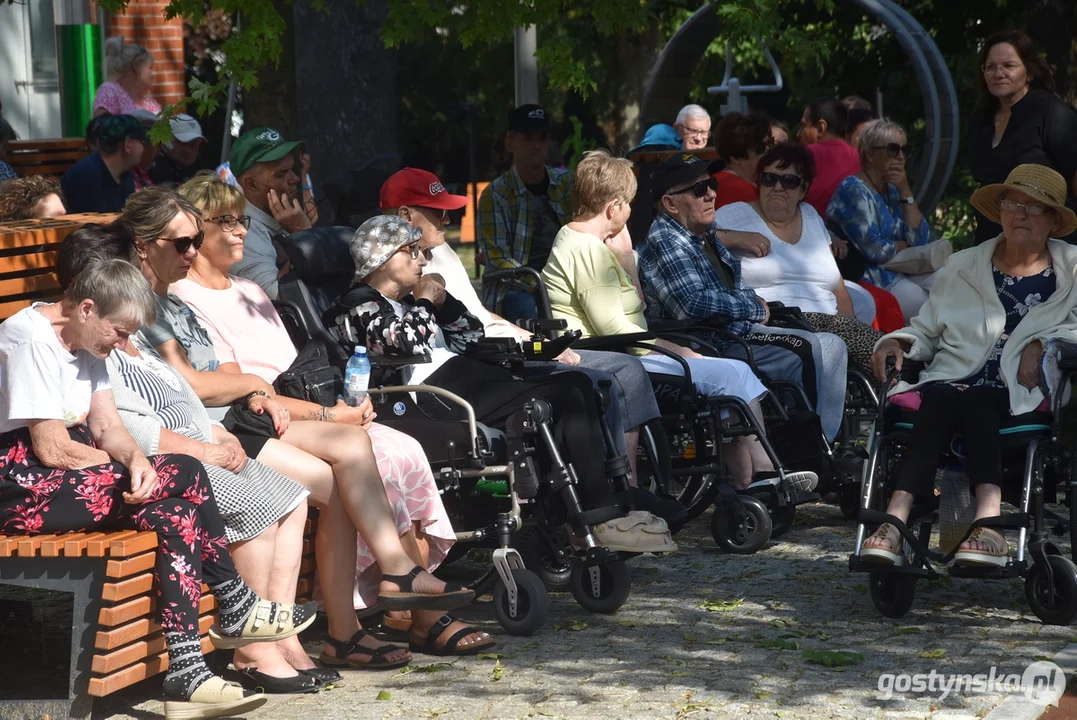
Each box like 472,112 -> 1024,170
715,201 -> 841,314
0,304 -> 111,433
423,244 -> 522,339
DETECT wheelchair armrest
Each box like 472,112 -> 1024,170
369,353 -> 432,368
483,267 -> 541,285
572,331 -> 655,351
648,315 -> 732,333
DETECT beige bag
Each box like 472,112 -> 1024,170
882,239 -> 952,275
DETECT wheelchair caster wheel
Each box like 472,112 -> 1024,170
1025,555 -> 1077,625
770,502 -> 797,538
710,495 -> 772,554
869,572 -> 916,618
569,559 -> 631,614
838,485 -> 861,520
493,568 -> 549,636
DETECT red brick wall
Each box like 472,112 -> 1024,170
105,0 -> 186,106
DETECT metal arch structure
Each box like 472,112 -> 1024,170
640,1 -> 960,212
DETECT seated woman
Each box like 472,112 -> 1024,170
714,142 -> 883,375
325,214 -> 677,555
0,259 -> 312,718
826,119 -> 938,322
543,149 -> 817,493
0,175 -> 67,221
863,164 -> 1077,567
169,175 -> 472,654
115,187 -> 478,664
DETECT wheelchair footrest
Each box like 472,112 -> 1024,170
848,555 -> 933,578
948,561 -> 1027,580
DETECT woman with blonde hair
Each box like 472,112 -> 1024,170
93,37 -> 160,116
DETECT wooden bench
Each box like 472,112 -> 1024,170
0,516 -> 319,718
7,138 -> 90,177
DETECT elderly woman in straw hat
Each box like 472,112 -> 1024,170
861,164 -> 1077,568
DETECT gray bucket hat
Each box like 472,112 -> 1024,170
351,214 -> 424,280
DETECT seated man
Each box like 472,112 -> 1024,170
478,104 -> 572,323
149,113 -> 207,185
60,113 -> 145,213
636,152 -> 849,443
673,104 -> 712,151
229,127 -> 310,299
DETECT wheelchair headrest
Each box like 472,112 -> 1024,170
282,226 -> 356,280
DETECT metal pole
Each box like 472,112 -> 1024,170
220,12 -> 241,165
514,26 -> 539,106
875,87 -> 884,117
54,0 -> 101,137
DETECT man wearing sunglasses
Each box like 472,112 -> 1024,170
229,127 -> 309,300
637,153 -> 849,443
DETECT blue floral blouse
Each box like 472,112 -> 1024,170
826,175 -> 934,290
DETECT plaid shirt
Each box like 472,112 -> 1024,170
637,212 -> 767,337
477,165 -> 574,313
0,162 -> 17,182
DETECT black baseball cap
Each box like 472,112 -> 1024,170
651,153 -> 725,201
508,104 -> 551,134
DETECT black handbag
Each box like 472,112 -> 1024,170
273,341 -> 343,407
222,402 -> 279,439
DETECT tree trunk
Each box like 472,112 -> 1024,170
1028,0 -> 1077,105
610,23 -> 663,150
242,0 -> 298,137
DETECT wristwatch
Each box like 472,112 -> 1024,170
900,195 -> 915,205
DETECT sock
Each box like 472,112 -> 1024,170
208,577 -> 258,635
162,630 -> 215,700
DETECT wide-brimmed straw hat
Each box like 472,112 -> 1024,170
970,164 -> 1077,237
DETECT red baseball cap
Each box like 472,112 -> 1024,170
380,168 -> 469,211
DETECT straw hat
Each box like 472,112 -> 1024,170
970,164 -> 1077,237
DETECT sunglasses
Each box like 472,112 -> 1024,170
155,231 -> 204,254
874,143 -> 912,158
759,172 -> 804,190
667,177 -> 719,199
399,243 -> 434,261
417,207 -> 449,223
207,215 -> 252,232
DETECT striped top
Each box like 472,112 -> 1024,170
111,343 -> 198,436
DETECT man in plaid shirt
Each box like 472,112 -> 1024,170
478,104 -> 573,322
637,153 -> 849,442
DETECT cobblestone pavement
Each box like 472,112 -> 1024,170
96,502 -> 1075,719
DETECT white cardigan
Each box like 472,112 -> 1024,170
878,235 -> 1077,414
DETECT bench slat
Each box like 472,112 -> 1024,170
91,614 -> 214,674
106,550 -> 156,579
109,531 -> 157,557
10,138 -> 88,151
88,529 -> 137,556
0,274 -> 60,298
40,533 -> 82,557
98,588 -> 216,628
64,531 -> 106,556
0,251 -> 57,275
101,573 -> 154,603
16,536 -> 45,557
87,635 -> 214,697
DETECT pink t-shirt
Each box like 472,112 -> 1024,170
804,139 -> 861,218
92,82 -> 162,116
170,275 -> 297,384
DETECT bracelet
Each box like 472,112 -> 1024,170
241,389 -> 269,404
319,406 -> 327,422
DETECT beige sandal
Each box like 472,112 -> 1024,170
860,523 -> 905,566
208,600 -> 317,649
163,676 -> 267,720
953,527 -> 1009,567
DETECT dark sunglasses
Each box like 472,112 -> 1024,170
417,207 -> 449,223
399,243 -> 433,261
759,172 -> 804,190
208,215 -> 252,232
667,177 -> 719,199
874,143 -> 912,158
155,231 -> 204,254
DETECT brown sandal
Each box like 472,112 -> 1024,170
860,523 -> 905,566
319,629 -> 411,669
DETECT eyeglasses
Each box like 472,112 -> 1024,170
874,143 -> 912,158
417,207 -> 449,224
155,232 -> 204,254
998,199 -> 1050,217
207,215 -> 251,232
679,127 -> 711,140
759,172 -> 804,190
667,177 -> 719,199
398,243 -> 434,261
982,62 -> 1023,75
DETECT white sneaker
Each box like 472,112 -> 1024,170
627,509 -> 668,532
594,515 -> 678,554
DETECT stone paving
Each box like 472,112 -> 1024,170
95,502 -> 1075,719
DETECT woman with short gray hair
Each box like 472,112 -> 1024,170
826,118 -> 938,321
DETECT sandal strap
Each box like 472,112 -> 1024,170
416,614 -> 456,654
326,628 -> 370,657
380,566 -> 423,593
440,627 -> 478,654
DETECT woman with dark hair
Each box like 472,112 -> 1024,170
713,112 -> 772,210
969,29 -> 1077,245
797,97 -> 861,217
714,143 -> 883,374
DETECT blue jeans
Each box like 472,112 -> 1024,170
501,290 -> 538,325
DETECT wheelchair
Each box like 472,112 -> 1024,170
848,360 -> 1077,625
274,227 -> 637,627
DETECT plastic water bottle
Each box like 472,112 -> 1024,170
344,346 -> 371,407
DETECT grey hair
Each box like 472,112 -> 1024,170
676,104 -> 711,126
857,118 -> 907,164
65,259 -> 156,327
104,36 -> 152,83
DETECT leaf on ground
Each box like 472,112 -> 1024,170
682,632 -> 698,642
376,690 -> 393,701
669,671 -> 693,678
397,662 -> 455,676
755,691 -> 771,700
477,652 -> 507,660
801,649 -> 864,667
894,627 -> 923,635
757,638 -> 800,650
532,711 -> 555,717
852,584 -> 868,593
491,659 -> 505,681
553,621 -> 588,631
700,598 -> 745,612
617,619 -> 637,628
770,619 -> 794,628
704,638 -> 728,645
521,641 -> 539,648
918,649 -> 947,659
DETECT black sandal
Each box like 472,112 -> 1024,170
378,566 -> 475,611
318,629 -> 411,669
409,614 -> 495,657
235,667 -> 320,694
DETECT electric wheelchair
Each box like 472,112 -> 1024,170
848,359 -> 1077,625
272,227 -> 640,629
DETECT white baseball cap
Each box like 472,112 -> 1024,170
169,114 -> 205,143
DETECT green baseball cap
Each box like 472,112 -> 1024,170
229,127 -> 303,177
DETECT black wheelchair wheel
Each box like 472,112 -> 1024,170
492,568 -> 549,636
770,501 -> 797,538
710,495 -> 772,554
1025,555 -> 1077,626
569,559 -> 631,614
869,572 -> 916,619
515,527 -> 573,591
667,416 -> 722,522
838,483 -> 861,520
